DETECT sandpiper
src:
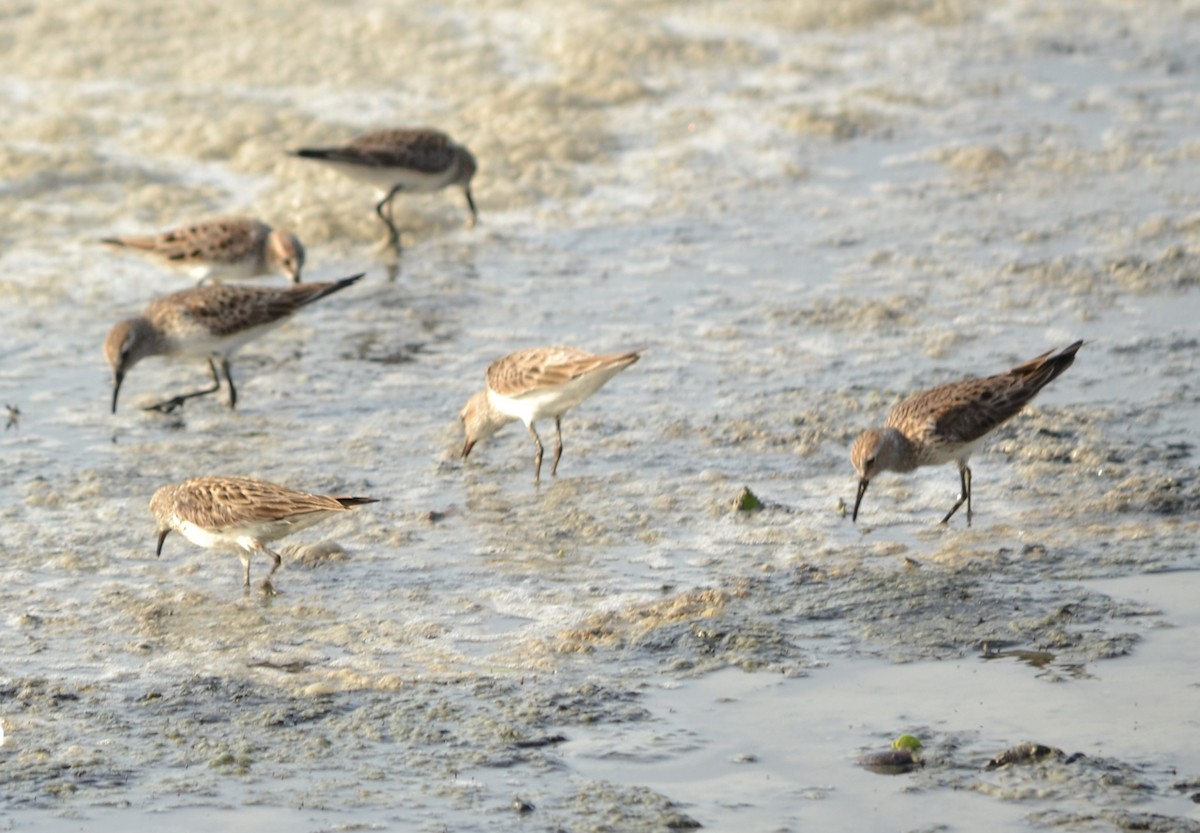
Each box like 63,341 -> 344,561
850,341 -> 1083,525
105,273 -> 364,414
102,217 -> 306,283
292,128 -> 477,251
460,346 -> 643,482
150,476 -> 378,591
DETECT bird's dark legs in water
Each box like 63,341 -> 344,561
464,187 -> 478,229
144,357 -> 232,414
375,184 -> 405,252
528,423 -> 545,483
940,465 -> 973,526
551,416 -> 564,476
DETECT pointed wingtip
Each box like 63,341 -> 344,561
290,148 -> 326,160
301,273 -> 367,306
331,272 -> 367,291
1046,339 -> 1085,377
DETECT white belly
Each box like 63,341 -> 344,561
181,259 -> 267,282
318,160 -> 458,194
176,519 -> 243,551
920,435 -> 986,468
167,319 -> 289,360
175,511 -> 334,551
488,366 -> 628,426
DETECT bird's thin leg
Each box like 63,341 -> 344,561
258,544 -> 282,594
221,358 -> 236,409
464,186 -> 478,229
528,422 -> 545,483
144,358 -> 224,413
940,464 -> 972,525
240,553 -> 252,587
262,549 -> 282,582
964,465 -> 973,526
375,185 -> 404,252
551,416 -> 564,477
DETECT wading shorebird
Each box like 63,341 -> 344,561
850,340 -> 1083,526
104,274 -> 364,414
102,217 -> 306,283
461,346 -> 643,482
291,128 -> 477,252
150,476 -> 378,592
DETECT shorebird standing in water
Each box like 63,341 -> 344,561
104,274 -> 364,414
850,340 -> 1083,526
150,476 -> 378,592
461,346 -> 643,482
292,128 -> 477,252
102,217 -> 306,283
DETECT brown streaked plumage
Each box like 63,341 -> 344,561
291,128 -> 477,251
851,340 -> 1083,525
102,217 -> 306,283
104,273 -> 364,414
460,346 -> 643,482
150,476 -> 378,591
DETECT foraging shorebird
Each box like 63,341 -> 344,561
151,476 -> 378,592
102,217 -> 306,283
105,274 -> 364,414
292,128 -> 477,251
850,340 -> 1083,525
461,346 -> 643,482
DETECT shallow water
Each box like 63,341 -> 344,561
1,0 -> 1199,830
570,572 -> 1200,831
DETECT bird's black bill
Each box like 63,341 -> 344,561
852,478 -> 869,522
156,528 -> 170,557
111,371 -> 125,414
461,439 -> 475,459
